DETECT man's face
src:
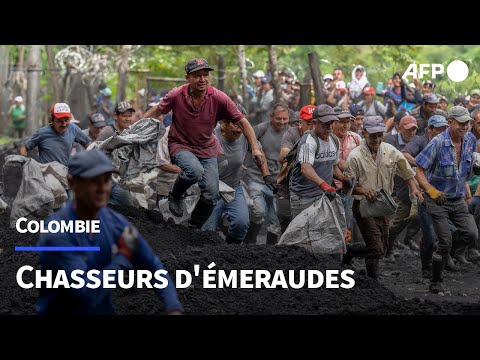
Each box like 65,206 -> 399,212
471,113 -> 480,138
363,131 -> 383,152
333,69 -> 344,81
422,83 -> 433,94
448,118 -> 470,139
398,124 -> 417,143
89,123 -> 105,141
470,94 -> 480,105
270,109 -> 289,132
314,120 -> 334,140
423,102 -> 438,117
428,125 -> 448,139
220,120 -> 242,142
298,119 -> 314,135
437,100 -> 448,111
115,111 -> 134,131
392,76 -> 401,87
69,173 -> 112,213
51,116 -> 70,134
350,114 -> 364,132
333,118 -> 351,138
186,69 -> 210,93
253,77 -> 262,86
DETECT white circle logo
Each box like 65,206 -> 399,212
446,60 -> 469,82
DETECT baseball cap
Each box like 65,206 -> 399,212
470,89 -> 480,97
448,105 -> 473,123
428,115 -> 448,127
185,57 -> 214,74
349,104 -> 364,117
423,93 -> 439,104
14,96 -> 23,102
299,105 -> 316,121
362,86 -> 375,95
115,101 -> 135,113
323,74 -> 334,81
399,115 -> 418,129
51,103 -> 72,119
363,116 -> 386,133
253,70 -> 265,78
261,76 -> 271,84
100,87 -> 112,97
90,113 -> 107,127
438,95 -> 448,103
333,106 -> 354,119
312,104 -> 338,123
394,111 -> 409,124
423,80 -> 435,88
68,149 -> 118,179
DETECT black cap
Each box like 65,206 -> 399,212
115,101 -> 135,113
185,58 -> 214,74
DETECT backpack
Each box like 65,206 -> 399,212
277,130 -> 339,186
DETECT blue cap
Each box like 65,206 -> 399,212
349,103 -> 364,117
428,114 -> 448,128
363,115 -> 386,133
68,149 -> 118,178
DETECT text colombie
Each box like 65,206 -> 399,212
16,217 -> 100,234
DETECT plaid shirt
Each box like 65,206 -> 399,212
415,129 -> 476,198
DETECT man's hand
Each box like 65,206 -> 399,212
252,148 -> 266,168
117,225 -> 139,260
468,195 -> 480,216
426,186 -> 447,205
319,181 -> 336,193
263,175 -> 278,194
362,188 -> 378,203
410,188 -> 424,204
341,176 -> 354,188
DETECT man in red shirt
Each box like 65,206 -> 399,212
144,57 -> 266,227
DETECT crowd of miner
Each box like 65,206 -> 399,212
15,56 -> 480,307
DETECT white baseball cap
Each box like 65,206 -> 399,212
14,96 -> 23,102
323,74 -> 334,81
253,70 -> 265,78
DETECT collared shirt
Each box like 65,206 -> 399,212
36,202 -> 183,315
157,84 -> 244,159
402,133 -> 429,158
345,140 -> 415,200
338,131 -> 362,161
415,129 -> 476,198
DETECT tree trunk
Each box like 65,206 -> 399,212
0,46 -> 10,134
117,45 -> 132,103
45,45 -> 60,103
268,45 -> 282,103
217,54 -> 225,92
237,45 -> 249,113
308,52 -> 326,105
13,45 -> 27,101
26,45 -> 41,136
299,72 -> 312,108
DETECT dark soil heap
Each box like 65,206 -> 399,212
1,204 -> 479,315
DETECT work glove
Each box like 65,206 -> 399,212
341,176 -> 354,189
468,195 -> 480,216
263,175 -> 278,194
320,181 -> 337,201
426,186 -> 447,206
117,225 -> 140,260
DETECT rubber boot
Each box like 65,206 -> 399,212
188,196 -> 215,229
244,223 -> 262,244
429,253 -> 445,293
384,234 -> 396,263
168,177 -> 191,217
343,242 -> 368,265
266,232 -> 278,245
444,254 -> 459,272
420,258 -> 432,279
454,246 -> 472,265
365,258 -> 379,279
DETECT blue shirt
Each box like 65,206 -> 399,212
25,124 -> 91,165
36,202 -> 184,315
402,133 -> 429,158
415,129 -> 476,198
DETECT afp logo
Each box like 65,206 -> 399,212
402,60 -> 469,82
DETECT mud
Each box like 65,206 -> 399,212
1,204 -> 479,315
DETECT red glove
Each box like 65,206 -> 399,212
320,181 -> 336,193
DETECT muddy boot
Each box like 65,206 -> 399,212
429,253 -> 445,293
188,195 -> 215,229
421,258 -> 432,279
343,242 -> 368,265
244,223 -> 262,244
454,246 -> 472,265
225,234 -> 242,244
266,232 -> 278,245
444,254 -> 459,272
168,177 -> 191,217
365,258 -> 380,280
404,238 -> 420,251
466,248 -> 480,263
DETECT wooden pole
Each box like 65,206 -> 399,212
268,45 -> 282,103
237,45 -> 249,113
308,52 -> 326,105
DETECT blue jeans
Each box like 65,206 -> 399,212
202,184 -> 250,242
247,180 -> 281,235
339,192 -> 354,229
109,182 -> 133,207
173,150 -> 219,202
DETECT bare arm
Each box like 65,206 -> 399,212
278,147 -> 290,164
144,106 -> 162,119
405,176 -> 424,203
237,118 -> 265,167
401,151 -> 417,166
337,159 -> 347,172
160,164 -> 181,174
300,162 -> 326,187
414,166 -> 431,191
332,164 -> 344,180
20,144 -> 28,156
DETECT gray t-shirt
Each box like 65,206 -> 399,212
214,126 -> 250,188
281,126 -> 302,150
245,121 -> 288,183
290,133 -> 340,197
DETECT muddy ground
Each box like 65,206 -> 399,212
1,203 -> 479,315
